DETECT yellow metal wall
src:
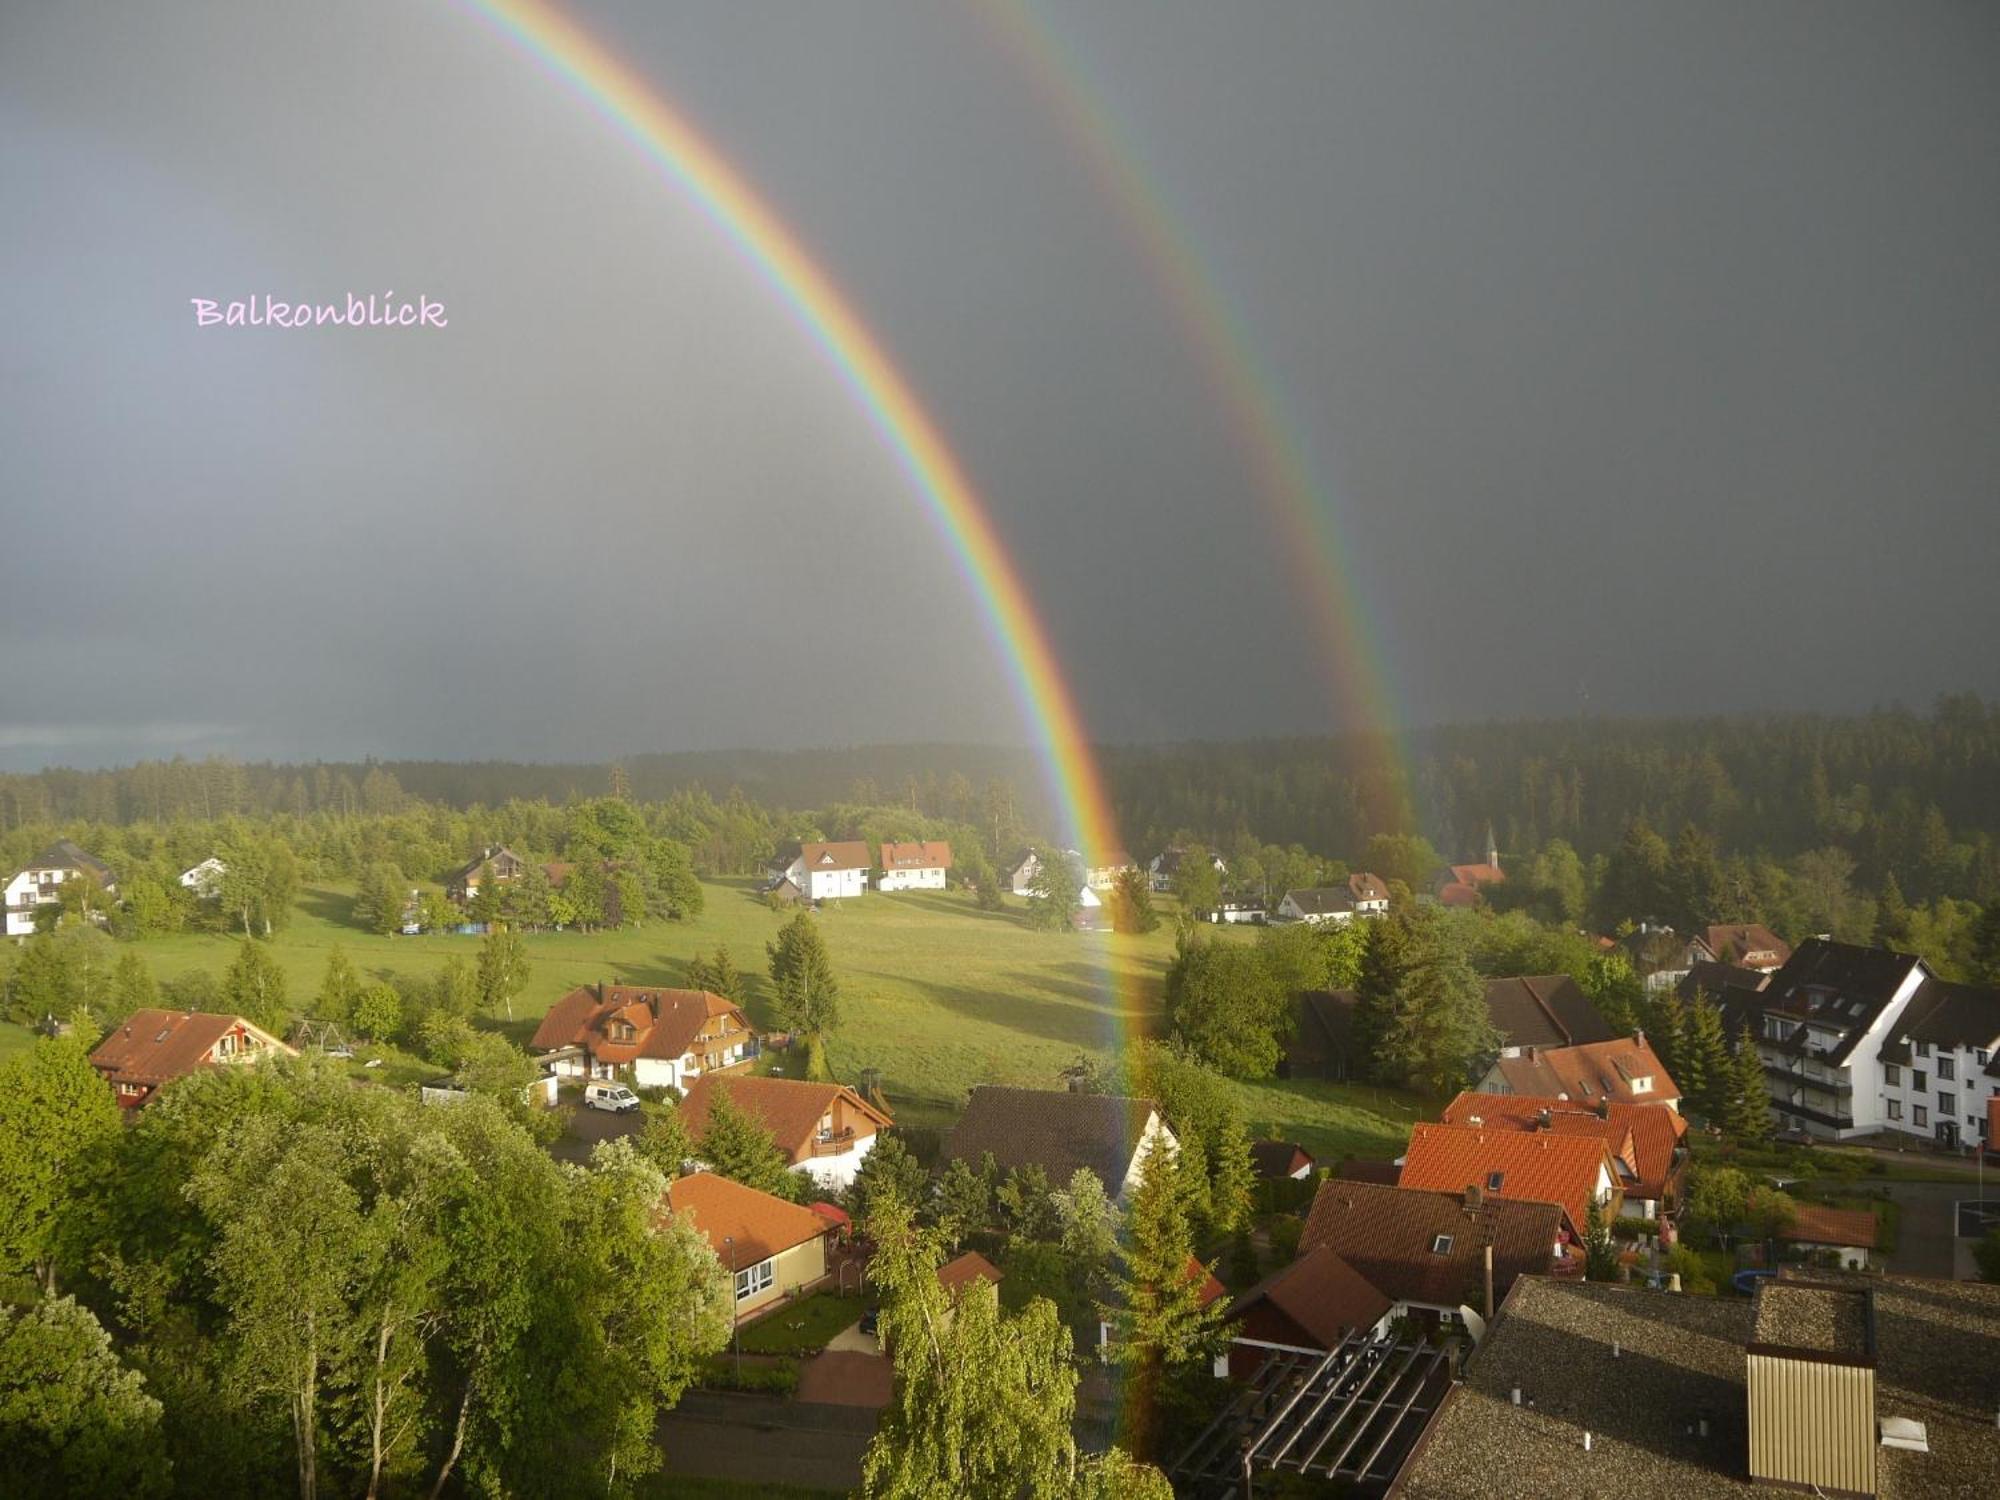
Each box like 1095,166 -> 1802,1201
1747,1353 -> 1877,1496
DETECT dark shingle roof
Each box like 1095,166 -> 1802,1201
942,1086 -> 1162,1192
1891,976 -> 2000,1051
1282,887 -> 1355,917
1227,1244 -> 1392,1350
1483,975 -> 1617,1049
18,839 -> 112,882
1759,939 -> 1928,1066
1299,1179 -> 1565,1310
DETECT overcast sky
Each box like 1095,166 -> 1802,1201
2,1 -> 1995,770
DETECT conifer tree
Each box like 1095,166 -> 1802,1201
705,945 -> 745,1003
1722,1034 -> 1772,1144
697,1092 -> 799,1199
1680,997 -> 1732,1119
767,913 -> 841,1078
313,947 -> 361,1024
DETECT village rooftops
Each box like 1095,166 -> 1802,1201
1299,1178 -> 1570,1312
1750,1280 -> 1872,1360
772,840 -> 872,872
1227,1244 -> 1393,1349
1775,1203 -> 1880,1252
1755,938 -> 1929,1066
1392,1271 -> 2000,1500
1439,1091 -> 1687,1205
1280,887 -> 1355,918
941,1085 -> 1168,1195
88,1009 -> 295,1103
1883,974 -> 2000,1055
879,840 -> 952,871
1398,1122 -> 1617,1233
1485,1032 -> 1680,1107
677,1073 -> 892,1165
1702,923 -> 1791,972
936,1250 -> 1002,1299
662,1171 -> 828,1267
1483,975 -> 1619,1050
530,983 -> 750,1065
13,839 -> 114,882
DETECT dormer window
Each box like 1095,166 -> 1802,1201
1431,1234 -> 1454,1254
1486,1171 -> 1504,1191
1631,1077 -> 1652,1093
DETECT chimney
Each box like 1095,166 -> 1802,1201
1632,1028 -> 1645,1046
1536,1107 -> 1552,1131
1464,1184 -> 1484,1211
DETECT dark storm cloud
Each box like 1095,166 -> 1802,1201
1,0 -> 1995,769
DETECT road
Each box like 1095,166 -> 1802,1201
657,1390 -> 876,1492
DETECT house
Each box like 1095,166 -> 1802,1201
1276,887 -> 1354,924
1005,847 -> 1081,898
878,840 -> 952,892
1482,975 -> 1619,1055
1250,1140 -> 1316,1181
662,1172 -> 833,1323
937,1250 -> 1003,1302
1397,1122 -> 1622,1236
1702,923 -> 1792,973
1206,897 -> 1268,925
88,1008 -> 297,1108
1775,1203 -> 1879,1270
1433,832 -> 1503,909
1676,960 -> 1771,1035
1737,939 -> 1933,1141
677,1074 -> 893,1190
1149,846 -> 1226,893
5,840 -> 116,938
1874,972 -> 2000,1148
1223,1244 -> 1395,1379
1475,1032 -> 1681,1111
767,841 -> 872,901
1297,1178 -> 1573,1326
1438,1091 -> 1690,1222
1082,850 -> 1138,891
1392,1272 -> 2000,1500
529,983 -> 758,1090
1619,922 -> 1716,992
1346,871 -> 1391,915
177,857 -> 227,899
445,845 -> 527,904
1280,989 -> 1359,1081
941,1085 -> 1177,1200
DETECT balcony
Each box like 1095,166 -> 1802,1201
810,1128 -> 858,1157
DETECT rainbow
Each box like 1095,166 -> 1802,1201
453,0 -> 1125,871
974,1 -> 1417,832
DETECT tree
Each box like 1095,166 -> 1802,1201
697,1092 -> 797,1198
1163,937 -> 1288,1079
221,938 -> 289,1034
313,948 -> 362,1024
1053,1166 -> 1120,1270
0,1037 -> 121,1292
466,863 -> 502,926
767,912 -> 841,1079
1720,1034 -> 1773,1143
1970,899 -> 2000,984
1369,915 -> 1497,1095
1582,1197 -> 1618,1280
107,949 -> 160,1024
0,1296 -> 167,1497
1595,819 -> 1673,929
850,1132 -> 929,1229
1684,1165 -> 1751,1245
1168,845 -> 1222,919
506,863 -> 554,930
475,929 -> 531,1021
353,864 -> 405,937
644,837 -> 705,920
430,956 -> 479,1022
1102,1141 -> 1226,1459
1027,847 -> 1083,932
1680,997 -> 1732,1120
1975,1228 -> 2000,1286
1131,1041 -> 1255,1236
703,945 -> 745,1003
997,1163 -> 1062,1243
934,1155 -> 993,1247
1107,867 -> 1160,934
353,984 -> 403,1042
635,1106 -> 695,1179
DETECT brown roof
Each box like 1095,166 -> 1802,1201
1450,862 -> 1504,887
937,1250 -> 1002,1298
530,984 -> 752,1065
1488,1034 -> 1680,1106
88,1009 -> 293,1090
942,1086 -> 1164,1193
1778,1203 -> 1879,1250
1227,1244 -> 1393,1349
795,841 -> 872,873
678,1074 -> 892,1165
663,1172 -> 828,1266
1335,1157 -> 1404,1185
1398,1123 -> 1616,1234
1440,1091 -> 1687,1203
1482,975 -> 1619,1050
880,840 -> 952,871
1348,871 -> 1390,904
1702,923 -> 1791,970
1299,1179 -> 1567,1310
1249,1140 -> 1316,1179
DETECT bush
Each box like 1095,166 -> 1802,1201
698,1355 -> 800,1396
1664,1245 -> 1719,1296
1267,1214 -> 1303,1262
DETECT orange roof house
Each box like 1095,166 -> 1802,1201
1439,1091 -> 1690,1218
663,1172 -> 832,1322
678,1073 -> 893,1190
530,983 -> 756,1092
1398,1122 -> 1622,1235
937,1250 -> 1003,1300
1702,923 -> 1792,973
89,1009 -> 296,1108
1477,1032 -> 1680,1110
1223,1244 -> 1395,1380
879,840 -> 952,891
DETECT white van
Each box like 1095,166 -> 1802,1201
583,1082 -> 641,1114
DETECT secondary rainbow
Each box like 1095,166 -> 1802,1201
454,0 -> 1125,875
976,1 -> 1418,830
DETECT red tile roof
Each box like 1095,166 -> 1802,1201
1300,1179 -> 1568,1310
663,1172 -> 828,1265
1227,1244 -> 1393,1349
937,1250 -> 1002,1298
1780,1204 -> 1879,1250
1399,1122 -> 1616,1233
1451,862 -> 1504,887
530,984 -> 752,1066
1441,1091 -> 1688,1204
1703,923 -> 1792,971
881,840 -> 953,871
678,1074 -> 892,1165
1487,1035 -> 1680,1107
88,1009 -> 293,1094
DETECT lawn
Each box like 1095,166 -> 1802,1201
734,1290 -> 866,1355
0,1021 -> 36,1061
104,879 -> 1424,1160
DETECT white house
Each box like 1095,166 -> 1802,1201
1278,887 -> 1355,925
1149,847 -> 1227,893
1872,973 -> 2000,1148
941,1086 -> 1179,1201
5,840 -> 115,938
178,857 -> 227,899
680,1074 -> 894,1191
769,841 -> 872,901
1005,847 -> 1081,897
529,983 -> 759,1090
1208,898 -> 1268,925
878,840 -> 952,892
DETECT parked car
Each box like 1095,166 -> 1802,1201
583,1082 -> 641,1113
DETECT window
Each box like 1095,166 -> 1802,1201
1914,1070 -> 1929,1092
1884,1064 -> 1901,1086
734,1259 -> 775,1301
1887,1099 -> 1902,1121
1938,1057 -> 1956,1082
1486,1171 -> 1505,1191
1430,1234 -> 1454,1254
1979,1049 -> 1992,1067
1940,1092 -> 1954,1115
1914,1106 -> 1928,1129
1915,1040 -> 1931,1057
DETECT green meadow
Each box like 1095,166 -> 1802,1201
21,879 -> 1425,1161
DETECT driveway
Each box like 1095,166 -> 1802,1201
549,1101 -> 643,1164
657,1390 -> 876,1492
796,1348 -> 893,1408
1854,1180 -> 1969,1279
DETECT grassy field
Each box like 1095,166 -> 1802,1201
55,879 -> 1426,1160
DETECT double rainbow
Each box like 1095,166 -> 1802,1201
457,0 -> 1124,871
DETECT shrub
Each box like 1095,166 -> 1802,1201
698,1355 -> 800,1396
1267,1214 -> 1303,1262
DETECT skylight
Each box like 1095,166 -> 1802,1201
1431,1234 -> 1454,1254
